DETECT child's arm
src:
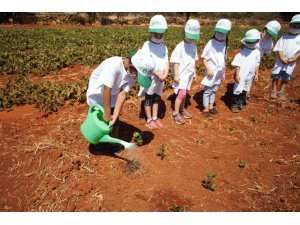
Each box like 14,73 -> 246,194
277,51 -> 288,64
234,66 -> 241,83
203,59 -> 214,77
287,52 -> 300,63
173,63 -> 180,83
162,61 -> 170,81
109,90 -> 127,126
103,85 -> 112,123
254,66 -> 259,81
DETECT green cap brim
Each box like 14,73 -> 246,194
290,21 -> 300,24
214,28 -> 230,34
148,28 -> 166,33
266,28 -> 276,37
244,39 -> 258,43
185,32 -> 200,40
137,72 -> 152,88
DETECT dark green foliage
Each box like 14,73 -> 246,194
0,76 -> 88,115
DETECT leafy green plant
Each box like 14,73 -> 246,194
132,131 -> 143,146
157,144 -> 166,160
239,160 -> 247,168
250,114 -> 257,122
0,76 -> 88,115
125,159 -> 140,172
169,204 -> 183,212
202,172 -> 217,191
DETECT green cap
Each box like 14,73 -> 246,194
266,28 -> 276,37
137,72 -> 152,88
214,27 -> 230,34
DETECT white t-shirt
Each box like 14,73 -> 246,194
200,39 -> 226,87
86,56 -> 135,107
257,36 -> 273,57
138,41 -> 168,96
231,48 -> 260,95
272,34 -> 300,76
170,41 -> 198,93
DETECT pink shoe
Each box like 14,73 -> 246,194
154,118 -> 163,128
146,119 -> 158,129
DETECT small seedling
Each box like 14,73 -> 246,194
239,160 -> 246,168
169,204 -> 183,212
132,131 -> 143,146
202,172 -> 217,191
157,144 -> 166,160
250,114 -> 257,122
196,139 -> 204,144
227,126 -> 234,132
126,158 -> 140,172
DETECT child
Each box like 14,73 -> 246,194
170,19 -> 200,124
246,20 -> 281,101
270,14 -> 300,101
86,49 -> 155,150
201,19 -> 232,117
138,15 -> 169,129
231,29 -> 261,112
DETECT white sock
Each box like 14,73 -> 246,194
152,117 -> 158,121
147,118 -> 152,123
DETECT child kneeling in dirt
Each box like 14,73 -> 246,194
86,49 -> 155,151
270,14 -> 300,101
231,29 -> 261,112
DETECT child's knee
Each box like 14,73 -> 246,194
176,89 -> 187,100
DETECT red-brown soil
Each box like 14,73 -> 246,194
1,55 -> 300,212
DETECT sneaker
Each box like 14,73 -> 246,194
238,104 -> 247,110
202,110 -> 211,117
154,118 -> 163,128
171,113 -> 185,125
278,92 -> 286,101
180,109 -> 192,119
231,105 -> 239,113
209,108 -> 219,115
270,90 -> 277,99
246,96 -> 250,102
146,119 -> 158,129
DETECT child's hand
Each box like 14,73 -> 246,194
158,74 -> 165,82
174,75 -> 180,83
281,58 -> 289,64
207,69 -> 214,77
109,116 -> 118,127
254,74 -> 259,81
287,57 -> 295,63
102,112 -> 112,124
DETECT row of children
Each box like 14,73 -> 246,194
86,14 -> 300,138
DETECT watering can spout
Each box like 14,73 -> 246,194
100,134 -> 136,150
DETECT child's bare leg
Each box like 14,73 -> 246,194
144,94 -> 153,121
271,79 -> 278,92
174,97 -> 182,115
145,105 -> 152,120
179,96 -> 186,112
279,80 -> 287,94
152,103 -> 158,119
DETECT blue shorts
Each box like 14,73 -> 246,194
271,71 -> 291,82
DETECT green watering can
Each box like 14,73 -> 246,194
80,104 -> 136,150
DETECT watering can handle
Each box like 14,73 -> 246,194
92,104 -> 103,112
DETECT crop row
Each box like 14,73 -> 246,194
0,26 -> 287,75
